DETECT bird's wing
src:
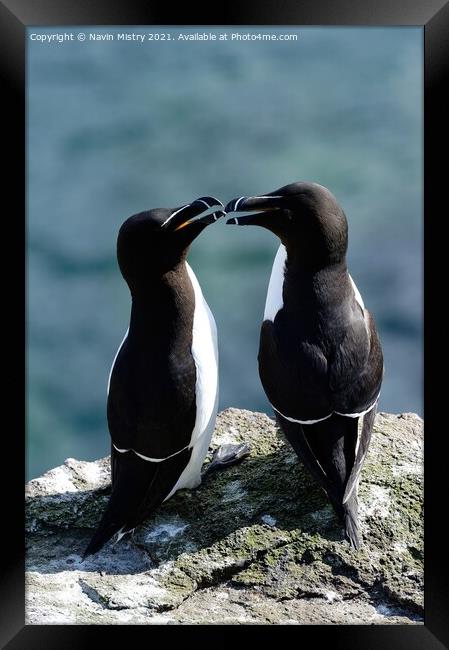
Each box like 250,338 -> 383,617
327,304 -> 382,504
259,320 -> 331,421
342,402 -> 377,504
330,306 -> 383,417
107,342 -> 197,460
275,412 -> 329,489
276,412 -> 359,502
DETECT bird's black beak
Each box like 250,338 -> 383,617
225,195 -> 282,225
162,197 -> 225,233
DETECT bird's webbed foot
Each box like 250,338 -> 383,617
112,526 -> 135,547
202,442 -> 251,476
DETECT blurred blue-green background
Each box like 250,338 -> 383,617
27,27 -> 423,480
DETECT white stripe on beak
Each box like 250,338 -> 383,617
160,204 -> 191,228
196,199 -> 213,210
251,195 -> 283,200
234,197 -> 246,211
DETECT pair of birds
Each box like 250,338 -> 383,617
84,181 -> 384,558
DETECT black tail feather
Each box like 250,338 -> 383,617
332,493 -> 361,550
342,496 -> 361,549
83,515 -> 125,560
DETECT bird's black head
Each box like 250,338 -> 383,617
117,197 -> 224,289
225,182 -> 348,269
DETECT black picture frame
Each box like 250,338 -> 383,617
2,0 -> 447,647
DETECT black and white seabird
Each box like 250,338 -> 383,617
226,182 -> 384,549
84,196 -> 244,558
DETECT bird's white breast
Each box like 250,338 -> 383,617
263,244 -> 287,322
349,274 -> 365,310
164,262 -> 219,499
107,328 -> 129,396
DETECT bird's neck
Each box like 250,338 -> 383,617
282,247 -> 349,309
128,262 -> 194,338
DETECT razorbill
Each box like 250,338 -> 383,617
84,196 -> 238,557
226,181 -> 384,549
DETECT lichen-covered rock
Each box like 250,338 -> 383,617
25,408 -> 423,625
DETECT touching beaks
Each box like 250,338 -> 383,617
165,196 -> 225,232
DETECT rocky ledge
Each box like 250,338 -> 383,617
26,408 -> 423,625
